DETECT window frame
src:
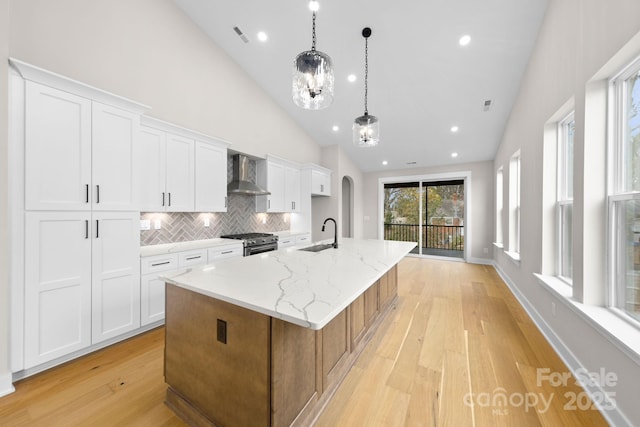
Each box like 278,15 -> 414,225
557,112 -> 575,284
607,54 -> 640,323
495,167 -> 504,247
508,151 -> 521,260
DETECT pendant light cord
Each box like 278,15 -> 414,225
364,36 -> 369,115
311,12 -> 317,51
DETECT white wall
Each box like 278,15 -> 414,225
362,160 -> 494,263
314,145 -> 364,242
7,0 -> 321,164
0,0 -> 13,397
494,0 -> 640,424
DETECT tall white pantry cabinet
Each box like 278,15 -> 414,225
10,60 -> 149,371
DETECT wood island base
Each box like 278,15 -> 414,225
164,264 -> 399,427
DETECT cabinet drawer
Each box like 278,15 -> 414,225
178,249 -> 208,268
208,244 -> 243,260
278,238 -> 295,249
141,253 -> 179,275
295,234 -> 311,245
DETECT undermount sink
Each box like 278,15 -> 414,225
298,243 -> 335,252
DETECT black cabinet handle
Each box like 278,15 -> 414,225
85,184 -> 89,203
162,192 -> 165,207
168,193 -> 171,207
95,220 -> 99,238
96,185 -> 100,204
85,220 -> 89,239
151,261 -> 171,267
185,255 -> 201,261
221,250 -> 233,255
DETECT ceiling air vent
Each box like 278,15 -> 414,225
233,26 -> 249,43
483,99 -> 492,112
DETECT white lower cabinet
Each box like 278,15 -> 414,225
140,253 -> 178,326
140,245 -> 240,326
278,237 -> 295,249
91,212 -> 141,344
24,212 -> 92,369
295,233 -> 311,245
24,211 -> 140,368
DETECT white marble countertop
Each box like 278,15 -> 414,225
140,238 -> 242,257
162,238 -> 416,330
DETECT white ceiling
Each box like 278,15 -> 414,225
174,0 -> 548,173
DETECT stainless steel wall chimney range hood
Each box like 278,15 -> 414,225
227,154 -> 271,195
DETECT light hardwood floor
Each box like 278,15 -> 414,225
0,258 -> 608,426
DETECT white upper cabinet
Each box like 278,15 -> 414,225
256,155 -> 301,213
195,140 -> 228,212
302,164 -> 332,196
165,133 -> 195,212
25,82 -> 92,211
138,117 -> 230,213
138,126 -> 167,211
24,81 -> 141,211
285,165 -> 301,212
91,102 -> 139,211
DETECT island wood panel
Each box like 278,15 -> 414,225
350,293 -> 366,348
388,265 -> 398,298
321,309 -> 350,389
271,318 -> 320,427
164,284 -> 271,427
364,281 -> 380,326
378,272 -> 390,309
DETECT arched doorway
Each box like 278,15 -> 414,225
342,176 -> 354,238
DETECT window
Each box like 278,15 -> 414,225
508,151 -> 521,260
558,113 -> 574,283
495,167 -> 504,247
609,56 -> 640,322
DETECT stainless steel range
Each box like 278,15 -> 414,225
220,232 -> 279,256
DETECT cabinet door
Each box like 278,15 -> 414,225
312,170 -> 331,196
195,141 -> 227,212
92,102 -> 139,211
285,166 -> 301,212
138,126 -> 167,211
91,212 -> 141,344
141,273 -> 168,326
165,133 -> 195,212
24,212 -> 92,368
25,82 -> 92,211
267,161 -> 286,212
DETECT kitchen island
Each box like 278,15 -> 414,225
163,238 -> 416,426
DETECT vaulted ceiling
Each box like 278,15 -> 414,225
175,0 -> 548,172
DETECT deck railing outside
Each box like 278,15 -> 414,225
383,223 -> 464,251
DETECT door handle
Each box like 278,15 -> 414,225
162,192 -> 165,207
85,184 -> 89,203
168,193 -> 171,207
96,185 -> 100,204
96,220 -> 99,238
85,220 -> 89,239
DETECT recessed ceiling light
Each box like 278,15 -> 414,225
332,125 -> 339,132
382,160 -> 388,165
451,126 -> 459,133
257,32 -> 268,42
347,74 -> 357,83
451,152 -> 459,158
459,35 -> 471,46
309,1 -> 319,12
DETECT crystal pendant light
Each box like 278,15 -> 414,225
292,1 -> 334,110
353,27 -> 379,147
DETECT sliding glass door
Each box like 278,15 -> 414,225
384,179 -> 464,258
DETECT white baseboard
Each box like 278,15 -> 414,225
468,257 -> 493,265
0,372 -> 15,398
492,262 -> 632,427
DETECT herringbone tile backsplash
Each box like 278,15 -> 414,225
140,156 -> 290,246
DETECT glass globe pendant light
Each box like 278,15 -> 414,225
353,27 -> 379,147
292,1 -> 334,110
